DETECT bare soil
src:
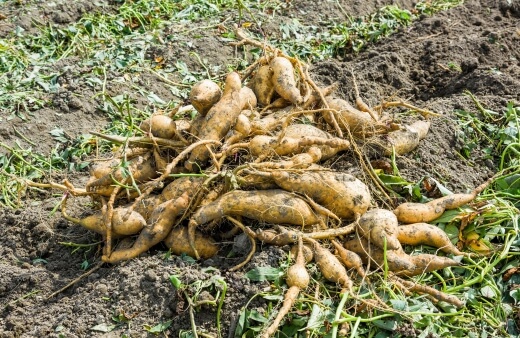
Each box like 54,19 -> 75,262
1,0 -> 519,337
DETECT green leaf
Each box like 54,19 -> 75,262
248,309 -> 268,323
373,319 -> 397,331
244,267 -> 283,282
169,275 -> 184,289
480,285 -> 497,299
144,320 -> 172,334
90,323 -> 117,332
443,224 -> 459,244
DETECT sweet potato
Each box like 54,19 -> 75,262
397,253 -> 460,277
140,115 -> 178,139
357,209 -> 401,250
343,236 -> 414,271
331,239 -> 366,278
271,170 -> 371,219
250,65 -> 275,107
324,97 -> 380,134
164,225 -> 219,259
65,207 -> 146,237
189,79 -> 222,115
249,134 -> 350,161
376,120 -> 430,156
263,236 -> 309,338
283,124 -> 350,160
86,154 -> 159,195
397,222 -> 465,256
393,177 -> 493,224
307,238 -> 353,291
390,275 -> 464,308
102,193 -> 190,263
290,243 -> 313,264
185,72 -> 256,171
270,57 -> 303,105
188,189 -> 324,258
89,159 -> 120,179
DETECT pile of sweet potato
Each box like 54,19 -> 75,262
53,29 -> 489,337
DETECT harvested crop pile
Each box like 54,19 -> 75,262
29,28 -> 491,336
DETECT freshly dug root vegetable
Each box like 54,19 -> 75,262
189,189 -> 324,258
331,239 -> 366,278
263,237 -> 309,338
290,243 -> 313,264
393,177 -> 493,224
357,209 -> 401,250
63,206 -> 146,237
283,124 -> 349,160
250,65 -> 275,107
249,134 -> 350,161
164,226 -> 219,259
307,238 -> 353,291
102,193 -> 190,263
256,223 -> 356,247
185,72 -> 255,171
397,222 -> 465,256
343,236 -> 414,272
89,159 -> 121,179
160,176 -> 205,201
397,253 -> 460,277
390,274 -> 464,308
271,170 -> 371,220
270,57 -> 303,105
86,154 -> 159,194
324,97 -> 382,134
374,120 -> 431,156
140,115 -> 178,139
189,79 -> 222,115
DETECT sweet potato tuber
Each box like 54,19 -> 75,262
324,97 -> 380,134
189,189 -> 324,258
393,177 -> 493,224
263,237 -> 309,338
102,193 -> 190,263
185,72 -> 256,171
343,236 -> 414,272
270,57 -> 303,105
376,120 -> 430,156
140,115 -> 178,139
250,65 -> 275,107
164,225 -> 219,259
189,79 -> 222,115
271,170 -> 371,219
357,209 -> 401,250
397,222 -> 465,256
331,239 -> 366,278
64,207 -> 146,237
249,134 -> 349,161
307,238 -> 353,291
397,253 -> 460,277
86,154 -> 159,195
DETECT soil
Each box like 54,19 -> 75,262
1,0 -> 519,337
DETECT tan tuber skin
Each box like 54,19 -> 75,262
263,236 -> 309,338
397,222 -> 466,256
139,115 -> 178,139
63,206 -> 146,238
250,65 -> 275,107
271,170 -> 371,220
188,189 -> 324,258
189,79 -> 222,115
393,177 -> 493,224
307,238 -> 353,292
185,72 -> 257,171
270,56 -> 303,105
378,120 -> 431,156
102,193 -> 190,263
357,209 -> 401,250
164,226 -> 219,259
